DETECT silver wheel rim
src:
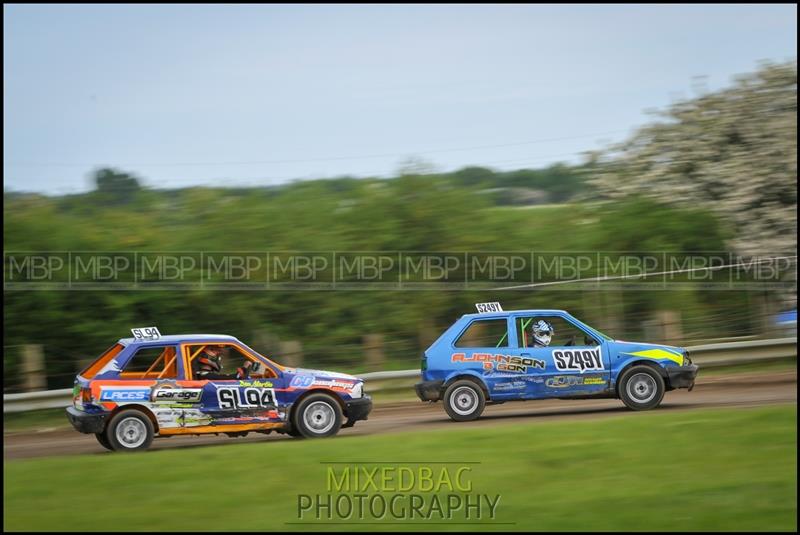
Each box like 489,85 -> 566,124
303,401 -> 335,434
115,416 -> 147,448
627,373 -> 657,403
450,386 -> 478,416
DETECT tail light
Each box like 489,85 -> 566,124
420,354 -> 427,372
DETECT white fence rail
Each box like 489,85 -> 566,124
4,337 -> 796,413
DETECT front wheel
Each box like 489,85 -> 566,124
619,366 -> 665,410
443,380 -> 486,421
104,410 -> 155,451
292,393 -> 343,438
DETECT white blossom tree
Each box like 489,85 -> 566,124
588,61 -> 797,257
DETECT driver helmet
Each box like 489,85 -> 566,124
529,320 -> 554,347
197,345 -> 224,373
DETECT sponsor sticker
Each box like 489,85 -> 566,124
290,375 -> 315,388
452,352 -> 546,374
152,387 -> 203,403
583,377 -> 606,385
99,388 -> 150,402
493,380 -> 526,391
238,379 -> 274,388
546,375 -> 606,388
312,379 -> 355,390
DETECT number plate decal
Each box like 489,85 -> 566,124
552,347 -> 605,372
475,302 -> 503,313
131,326 -> 161,340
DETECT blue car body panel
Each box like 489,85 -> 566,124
420,310 -> 692,401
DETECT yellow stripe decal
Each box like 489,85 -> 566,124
627,349 -> 684,366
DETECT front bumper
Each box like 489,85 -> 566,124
415,380 -> 444,402
667,364 -> 699,391
66,406 -> 108,434
343,396 -> 373,427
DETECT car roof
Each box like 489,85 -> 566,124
118,334 -> 240,346
463,309 -> 568,319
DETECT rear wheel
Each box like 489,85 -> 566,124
292,393 -> 343,438
443,380 -> 486,421
619,366 -> 665,410
105,410 -> 155,451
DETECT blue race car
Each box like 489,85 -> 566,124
414,305 -> 698,421
66,329 -> 372,451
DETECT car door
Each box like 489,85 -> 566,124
449,316 -> 535,400
509,314 -> 611,398
184,342 -> 285,427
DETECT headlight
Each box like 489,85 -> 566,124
350,382 -> 363,399
683,352 -> 692,366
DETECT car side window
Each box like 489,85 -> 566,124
454,319 -> 509,348
121,345 -> 178,379
185,344 -> 277,380
516,317 -> 597,348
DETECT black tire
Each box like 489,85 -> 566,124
104,409 -> 155,451
95,432 -> 113,451
618,365 -> 666,411
443,380 -> 486,421
292,393 -> 343,438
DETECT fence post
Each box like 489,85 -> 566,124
21,344 -> 46,392
755,291 -> 780,336
251,329 -> 280,358
417,323 -> 438,353
653,310 -> 683,345
363,334 -> 386,371
279,340 -> 303,368
602,289 -> 624,339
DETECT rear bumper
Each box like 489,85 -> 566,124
65,406 -> 107,434
667,364 -> 699,391
415,380 -> 444,402
343,396 -> 373,427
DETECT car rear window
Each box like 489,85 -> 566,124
121,346 -> 178,379
80,343 -> 124,378
454,319 -> 509,348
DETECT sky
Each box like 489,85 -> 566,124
3,4 -> 797,194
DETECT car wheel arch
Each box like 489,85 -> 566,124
108,404 -> 159,434
290,389 -> 346,421
443,374 -> 490,400
615,360 -> 667,395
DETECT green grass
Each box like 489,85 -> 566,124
4,404 -> 797,532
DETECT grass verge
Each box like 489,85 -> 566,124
4,404 -> 797,532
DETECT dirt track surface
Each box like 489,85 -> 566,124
4,370 -> 796,460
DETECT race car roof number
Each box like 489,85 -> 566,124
475,302 -> 503,313
131,327 -> 161,340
